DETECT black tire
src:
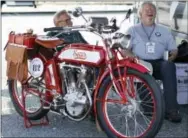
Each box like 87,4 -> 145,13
96,68 -> 165,138
8,79 -> 49,120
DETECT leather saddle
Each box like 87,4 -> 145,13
35,36 -> 64,48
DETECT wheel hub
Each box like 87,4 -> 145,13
121,98 -> 138,117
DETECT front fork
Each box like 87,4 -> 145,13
107,60 -> 128,103
106,48 -> 135,104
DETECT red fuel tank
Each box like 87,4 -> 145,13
56,43 -> 106,66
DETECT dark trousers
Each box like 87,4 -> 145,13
145,59 -> 179,112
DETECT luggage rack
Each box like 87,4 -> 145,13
21,84 -> 49,128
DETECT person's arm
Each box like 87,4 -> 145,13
119,26 -> 137,58
46,31 -> 55,37
166,30 -> 178,61
77,32 -> 88,44
111,42 -> 136,58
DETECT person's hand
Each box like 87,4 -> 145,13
26,28 -> 33,34
168,49 -> 178,61
168,55 -> 176,61
121,49 -> 137,58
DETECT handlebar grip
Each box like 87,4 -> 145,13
105,25 -> 119,30
104,25 -> 114,30
43,27 -> 64,32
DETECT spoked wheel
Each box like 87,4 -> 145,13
8,77 -> 50,120
96,68 -> 164,138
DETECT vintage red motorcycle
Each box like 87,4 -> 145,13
6,8 -> 164,138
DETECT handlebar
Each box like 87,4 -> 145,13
102,25 -> 119,33
44,27 -> 64,32
44,25 -> 119,35
43,25 -> 86,32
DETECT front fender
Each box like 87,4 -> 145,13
93,59 -> 149,114
121,59 -> 150,73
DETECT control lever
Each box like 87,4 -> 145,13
110,18 -> 119,31
125,9 -> 132,19
119,9 -> 132,29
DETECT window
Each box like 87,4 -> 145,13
156,1 -> 188,40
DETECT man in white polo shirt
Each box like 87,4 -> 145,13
120,1 -> 182,123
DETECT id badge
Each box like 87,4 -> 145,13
146,42 -> 155,54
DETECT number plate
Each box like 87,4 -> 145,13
29,57 -> 44,78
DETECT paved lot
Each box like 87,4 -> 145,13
1,89 -> 188,137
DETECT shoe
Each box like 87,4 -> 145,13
165,110 -> 182,123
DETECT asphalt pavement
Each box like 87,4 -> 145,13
1,89 -> 188,138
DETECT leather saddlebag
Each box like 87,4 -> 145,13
5,31 -> 37,82
8,31 -> 37,49
5,43 -> 28,83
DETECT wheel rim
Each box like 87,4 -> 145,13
102,74 -> 156,138
12,79 -> 44,114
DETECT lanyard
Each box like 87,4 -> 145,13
141,23 -> 155,41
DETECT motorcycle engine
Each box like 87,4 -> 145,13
60,65 -> 93,118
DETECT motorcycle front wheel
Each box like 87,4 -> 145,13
96,68 -> 165,138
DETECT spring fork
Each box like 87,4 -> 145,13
104,39 -> 127,103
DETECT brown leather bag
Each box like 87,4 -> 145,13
4,31 -> 38,83
7,31 -> 37,49
5,43 -> 28,83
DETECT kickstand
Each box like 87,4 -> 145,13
22,85 -> 49,128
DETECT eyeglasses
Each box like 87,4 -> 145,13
57,18 -> 72,24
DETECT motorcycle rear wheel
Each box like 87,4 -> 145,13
8,79 -> 50,120
96,68 -> 165,138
